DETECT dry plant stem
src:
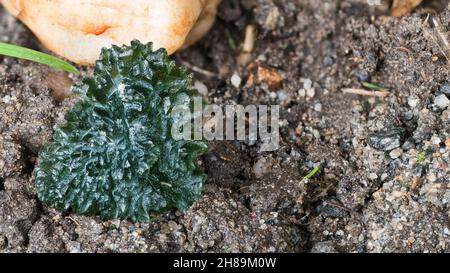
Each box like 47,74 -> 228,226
237,25 -> 257,66
429,17 -> 449,51
342,88 -> 390,97
243,25 -> 257,53
178,59 -> 218,78
394,46 -> 413,54
422,14 -> 450,67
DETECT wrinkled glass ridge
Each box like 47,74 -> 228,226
35,40 -> 208,222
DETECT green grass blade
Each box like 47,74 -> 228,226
0,42 -> 79,74
361,81 -> 388,91
303,165 -> 321,180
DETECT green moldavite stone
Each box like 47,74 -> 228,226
35,41 -> 208,222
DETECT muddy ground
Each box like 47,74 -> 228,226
0,0 -> 449,253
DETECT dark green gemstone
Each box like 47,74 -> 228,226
35,40 -> 208,222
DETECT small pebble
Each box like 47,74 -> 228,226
264,7 -> 280,30
2,95 -> 11,104
440,85 -> 450,95
231,73 -> 242,88
303,79 -> 313,90
298,89 -> 306,97
314,103 -> 322,112
306,88 -> 315,98
430,135 -> 441,146
434,94 -> 449,109
312,129 -> 320,139
355,69 -> 370,82
367,129 -> 403,151
444,228 -> 450,236
369,173 -> 378,180
389,148 -> 402,159
67,241 -> 81,253
277,90 -> 288,101
408,97 -> 419,108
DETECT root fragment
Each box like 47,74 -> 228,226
342,88 -> 390,97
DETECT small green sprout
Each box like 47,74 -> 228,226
417,150 -> 426,165
0,42 -> 78,74
361,81 -> 389,92
225,29 -> 237,50
303,165 -> 321,180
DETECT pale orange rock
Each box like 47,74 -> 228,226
247,61 -> 283,91
391,0 -> 423,17
1,0 -> 221,65
257,65 -> 283,91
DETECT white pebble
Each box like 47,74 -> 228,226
2,95 -> 11,104
312,129 -> 320,139
231,73 -> 242,88
389,148 -> 402,159
444,228 -> 450,236
369,173 -> 378,180
431,135 -> 441,145
306,88 -> 315,98
408,97 -> 419,108
298,89 -> 306,97
303,78 -> 313,90
314,103 -> 322,112
434,94 -> 449,109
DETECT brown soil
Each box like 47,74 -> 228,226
0,0 -> 449,252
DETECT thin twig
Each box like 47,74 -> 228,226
393,46 -> 413,54
429,16 -> 450,56
178,60 -> 218,78
65,216 -> 80,226
422,14 -> 450,67
342,88 -> 390,97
